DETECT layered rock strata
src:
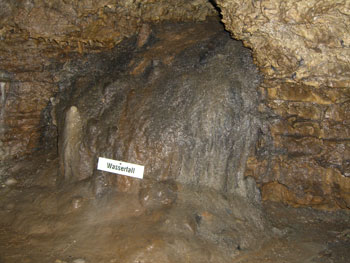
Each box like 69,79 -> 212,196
1,0 -> 350,209
215,0 -> 350,209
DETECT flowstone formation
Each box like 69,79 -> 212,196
215,0 -> 350,209
51,20 -> 269,255
1,0 -> 350,210
55,20 -> 261,201
0,0 -> 215,163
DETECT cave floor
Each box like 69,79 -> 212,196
0,153 -> 349,263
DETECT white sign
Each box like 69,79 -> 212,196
97,157 -> 144,179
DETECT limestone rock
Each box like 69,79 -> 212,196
55,20 -> 261,200
216,0 -> 350,86
213,0 -> 350,209
1,0 -> 350,210
0,0 -> 215,53
0,0 -> 215,162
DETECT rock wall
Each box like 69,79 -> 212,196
216,0 -> 350,85
0,40 -> 60,161
55,20 -> 261,201
0,0 -> 215,162
1,0 -> 350,209
0,0 -> 215,53
215,0 -> 350,209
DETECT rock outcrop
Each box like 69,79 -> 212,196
1,0 -> 350,209
50,21 -> 270,254
215,0 -> 350,209
55,20 -> 261,202
216,0 -> 350,85
0,0 -> 215,162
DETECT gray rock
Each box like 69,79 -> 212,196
55,21 -> 262,204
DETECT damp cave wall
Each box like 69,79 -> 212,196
54,21 -> 262,201
0,0 -> 350,209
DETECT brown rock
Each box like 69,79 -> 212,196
216,0 -> 350,85
0,0 -> 216,162
1,0 -> 350,211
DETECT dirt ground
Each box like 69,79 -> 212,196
0,152 -> 349,263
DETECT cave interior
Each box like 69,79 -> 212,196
0,1 -> 350,262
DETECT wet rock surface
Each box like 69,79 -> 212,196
1,0 -> 350,210
0,0 -> 215,163
0,156 -> 349,262
55,20 -> 261,201
0,13 -> 349,258
0,20 -> 277,262
0,153 -> 269,263
1,3 -> 350,261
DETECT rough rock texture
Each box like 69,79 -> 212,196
216,0 -> 350,85
1,0 -> 350,210
1,20 -> 271,259
245,80 -> 350,209
0,0 -> 215,52
0,0 -> 215,163
2,153 -> 350,262
55,20 -> 261,202
0,152 -> 271,262
0,44 -> 60,162
215,0 -> 350,209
